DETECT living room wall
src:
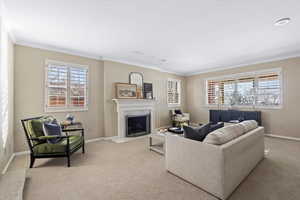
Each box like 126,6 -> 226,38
186,57 -> 300,138
13,45 -> 187,152
14,45 -> 105,152
103,60 -> 187,137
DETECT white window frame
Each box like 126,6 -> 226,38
205,68 -> 283,109
44,59 -> 89,112
167,78 -> 181,107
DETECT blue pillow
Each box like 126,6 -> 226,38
43,119 -> 63,144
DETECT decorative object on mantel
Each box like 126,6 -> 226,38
115,83 -> 137,99
129,72 -> 144,99
143,82 -> 153,99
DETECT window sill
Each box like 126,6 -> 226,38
204,104 -> 282,110
168,104 -> 181,108
45,107 -> 88,113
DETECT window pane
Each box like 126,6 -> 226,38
236,78 -> 255,105
69,67 -> 88,107
168,80 -> 180,104
207,80 -> 219,105
257,75 -> 280,106
48,87 -> 67,107
47,65 -> 67,87
219,80 -> 235,105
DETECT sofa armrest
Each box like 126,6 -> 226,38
165,134 -> 225,198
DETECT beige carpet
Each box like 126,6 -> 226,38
8,137 -> 300,200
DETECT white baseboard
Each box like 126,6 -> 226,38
2,154 -> 15,174
264,134 -> 300,142
14,151 -> 30,156
85,136 -> 117,143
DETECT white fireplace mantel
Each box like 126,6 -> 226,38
112,99 -> 157,142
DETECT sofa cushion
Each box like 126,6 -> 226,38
183,123 -> 211,141
33,135 -> 83,155
239,120 -> 258,132
203,124 -> 245,145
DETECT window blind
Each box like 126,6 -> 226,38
206,69 -> 282,108
257,74 -> 280,106
207,80 -> 219,105
236,77 -> 255,105
45,61 -> 88,111
46,64 -> 68,107
70,67 -> 88,107
167,79 -> 181,104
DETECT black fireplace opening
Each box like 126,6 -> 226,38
126,114 -> 151,137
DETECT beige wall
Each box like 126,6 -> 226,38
103,61 -> 186,137
13,43 -> 299,153
14,45 -> 105,152
0,35 -> 14,173
186,57 -> 300,138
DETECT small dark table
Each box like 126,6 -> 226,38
61,122 -> 83,131
168,127 -> 184,134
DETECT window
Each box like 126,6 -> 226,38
167,79 -> 181,105
45,60 -> 88,112
206,68 -> 282,108
0,17 -> 9,147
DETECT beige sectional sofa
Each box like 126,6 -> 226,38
165,121 -> 265,200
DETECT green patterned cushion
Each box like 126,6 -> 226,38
30,116 -> 55,138
33,135 -> 83,155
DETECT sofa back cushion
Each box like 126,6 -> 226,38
239,120 -> 258,132
203,124 -> 245,145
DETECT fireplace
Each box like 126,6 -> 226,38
126,114 -> 151,137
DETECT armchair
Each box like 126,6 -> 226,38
21,116 -> 85,168
170,109 -> 190,127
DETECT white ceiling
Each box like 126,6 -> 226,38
4,0 -> 300,75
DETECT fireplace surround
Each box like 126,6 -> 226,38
112,99 -> 157,142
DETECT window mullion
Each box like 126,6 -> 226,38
67,66 -> 70,109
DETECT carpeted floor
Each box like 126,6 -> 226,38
8,137 -> 300,200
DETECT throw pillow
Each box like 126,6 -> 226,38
209,122 -> 224,132
174,109 -> 183,115
43,119 -> 63,144
183,123 -> 211,141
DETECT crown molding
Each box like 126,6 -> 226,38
184,53 -> 300,76
13,40 -> 183,76
102,56 -> 183,76
12,39 -> 300,77
15,40 -> 103,60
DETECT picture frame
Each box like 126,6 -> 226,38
129,72 -> 144,99
143,82 -> 153,99
115,83 -> 137,99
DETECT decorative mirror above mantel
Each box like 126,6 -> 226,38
129,72 -> 144,99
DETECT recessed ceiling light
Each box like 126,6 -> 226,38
132,51 -> 144,55
274,18 -> 291,26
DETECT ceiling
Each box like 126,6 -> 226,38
4,0 -> 300,75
